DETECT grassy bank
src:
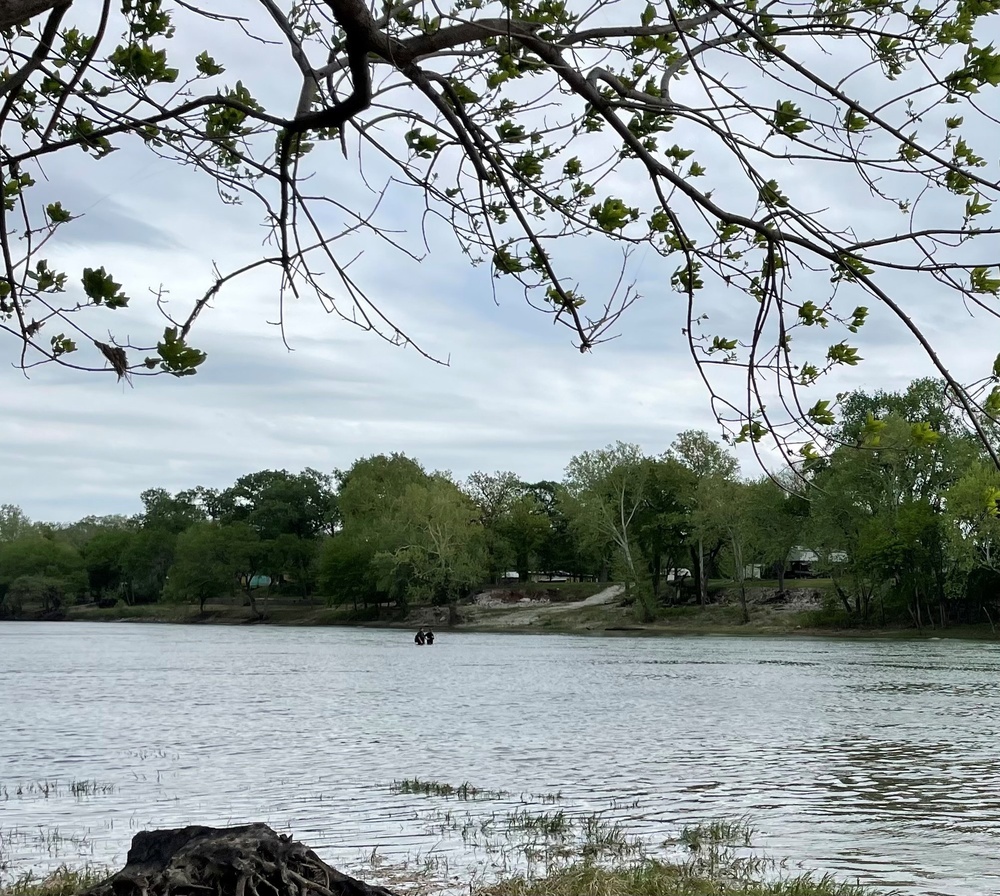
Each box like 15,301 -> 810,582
0,817 -> 887,896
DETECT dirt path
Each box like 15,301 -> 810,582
465,584 -> 624,628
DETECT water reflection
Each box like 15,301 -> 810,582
2,624 -> 1000,894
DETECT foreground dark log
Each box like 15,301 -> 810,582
80,824 -> 396,896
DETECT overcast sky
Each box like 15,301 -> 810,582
2,1 -> 996,523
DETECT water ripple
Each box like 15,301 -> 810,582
2,624 -> 1000,894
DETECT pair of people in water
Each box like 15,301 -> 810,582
414,627 -> 435,645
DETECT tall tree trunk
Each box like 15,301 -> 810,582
834,581 -> 853,616
739,582 -> 749,624
698,537 -> 707,608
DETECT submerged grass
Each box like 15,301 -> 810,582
0,867 -> 106,896
1,782 -> 116,801
390,778 -> 509,800
581,814 -> 643,858
504,810 -> 570,838
473,858 -> 887,896
2,805 -> 893,896
676,816 -> 756,851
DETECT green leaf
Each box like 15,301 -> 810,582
827,342 -> 862,366
799,442 -> 820,462
844,109 -> 868,133
797,301 -> 828,327
590,197 -> 639,232
108,42 -> 178,86
910,421 -> 940,445
493,247 -> 526,275
496,120 -> 527,143
649,209 -> 672,233
808,400 -> 836,426
195,51 -> 225,76
735,421 -> 768,443
971,266 -> 1000,295
772,100 -> 810,135
986,386 -> 1000,415
50,334 -> 76,356
947,44 -> 1000,94
81,267 -> 129,308
798,363 -> 820,385
861,413 -> 887,447
45,202 -> 71,224
966,194 -> 992,219
404,128 -> 442,158
847,305 -> 868,333
640,3 -> 655,25
833,255 -> 874,282
758,179 -> 789,207
156,327 -> 206,376
709,335 -> 738,353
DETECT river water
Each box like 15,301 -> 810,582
2,622 -> 1000,895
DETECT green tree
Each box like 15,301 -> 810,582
564,442 -> 649,588
810,409 -> 973,625
120,526 -> 178,603
744,473 -> 809,590
498,493 -> 552,582
669,431 -> 739,607
5,1 -> 1000,459
164,523 -> 233,614
215,469 -> 337,540
463,470 -> 524,581
0,536 -> 86,604
164,522 -> 264,614
525,481 -> 595,579
83,527 -> 134,600
140,488 -> 206,534
268,534 -> 320,597
4,576 -> 66,616
371,476 -> 487,607
338,454 -> 431,529
699,478 -> 759,623
0,504 -> 34,543
632,458 -> 693,606
318,533 -> 379,611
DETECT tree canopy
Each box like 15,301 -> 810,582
3,0 -> 1000,460
6,379 -> 1000,629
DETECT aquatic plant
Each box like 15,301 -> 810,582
580,815 -> 643,858
676,816 -> 756,851
474,858 -> 886,896
389,778 -> 508,800
504,811 -> 570,839
0,866 -> 106,896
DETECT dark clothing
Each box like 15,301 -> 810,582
414,631 -> 426,645
425,631 -> 435,645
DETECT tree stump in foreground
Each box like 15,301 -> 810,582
80,824 -> 396,896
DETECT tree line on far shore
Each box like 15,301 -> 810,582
3,377 -> 1000,629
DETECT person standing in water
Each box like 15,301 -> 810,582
414,628 -> 426,645
425,629 -> 435,645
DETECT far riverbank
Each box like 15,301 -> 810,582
17,582 -> 998,641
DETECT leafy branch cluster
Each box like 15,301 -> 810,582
1,0 -> 999,461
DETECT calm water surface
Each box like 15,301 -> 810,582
2,622 -> 1000,895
